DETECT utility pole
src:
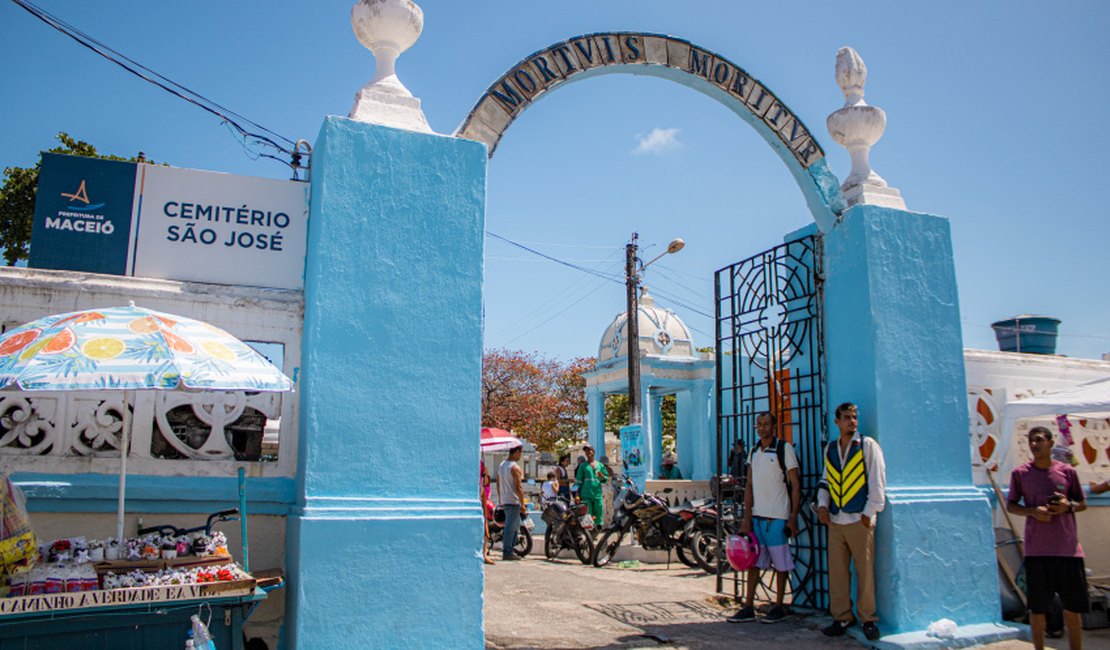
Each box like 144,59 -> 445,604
626,232 -> 641,425
624,233 -> 685,427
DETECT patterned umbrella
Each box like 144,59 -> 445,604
0,304 -> 293,392
0,303 -> 293,542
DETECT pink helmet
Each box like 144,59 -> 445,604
725,532 -> 760,571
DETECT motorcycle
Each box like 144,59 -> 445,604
540,497 -> 595,564
488,503 -> 534,557
688,501 -> 740,574
592,476 -> 691,568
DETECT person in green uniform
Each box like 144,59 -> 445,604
575,445 -> 609,527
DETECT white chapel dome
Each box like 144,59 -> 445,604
597,288 -> 695,364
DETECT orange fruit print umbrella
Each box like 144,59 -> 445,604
0,302 -> 294,542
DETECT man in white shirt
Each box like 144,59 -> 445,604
817,402 -> 887,641
727,411 -> 801,625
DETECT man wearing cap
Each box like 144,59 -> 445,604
575,445 -> 609,531
659,452 -> 683,479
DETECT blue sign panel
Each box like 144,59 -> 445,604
620,424 -> 646,492
29,153 -> 137,275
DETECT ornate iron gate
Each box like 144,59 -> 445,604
713,235 -> 828,610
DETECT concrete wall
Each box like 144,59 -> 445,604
288,117 -> 487,649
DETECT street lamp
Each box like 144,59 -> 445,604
625,233 -> 685,425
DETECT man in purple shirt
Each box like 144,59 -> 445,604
1007,425 -> 1088,650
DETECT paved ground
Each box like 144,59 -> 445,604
483,547 -> 1110,649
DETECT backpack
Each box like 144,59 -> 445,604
750,438 -> 793,506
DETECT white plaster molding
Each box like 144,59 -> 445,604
348,0 -> 432,133
826,47 -> 905,210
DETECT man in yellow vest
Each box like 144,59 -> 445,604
817,402 -> 887,641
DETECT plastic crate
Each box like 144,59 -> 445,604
1083,591 -> 1108,630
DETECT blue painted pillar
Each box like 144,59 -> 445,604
824,205 -> 999,634
288,117 -> 486,649
678,379 -> 715,480
647,391 -> 663,479
586,386 -> 606,452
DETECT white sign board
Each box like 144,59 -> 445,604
130,164 -> 308,289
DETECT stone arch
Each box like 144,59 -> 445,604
456,33 -> 845,232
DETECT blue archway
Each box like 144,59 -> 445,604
457,32 -> 845,232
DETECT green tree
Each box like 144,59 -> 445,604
481,350 -> 593,453
0,133 -> 150,265
604,393 -> 676,450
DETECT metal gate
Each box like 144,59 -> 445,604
713,234 -> 828,610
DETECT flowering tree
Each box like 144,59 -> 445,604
481,349 -> 592,452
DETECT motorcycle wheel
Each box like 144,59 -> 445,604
572,527 -> 595,565
543,527 -> 562,560
675,542 -> 698,569
691,530 -> 722,574
592,528 -> 625,568
515,528 -> 533,557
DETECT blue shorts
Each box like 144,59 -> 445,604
752,517 -> 794,572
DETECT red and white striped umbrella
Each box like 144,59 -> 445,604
480,427 -> 522,451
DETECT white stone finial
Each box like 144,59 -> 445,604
826,47 -> 905,210
348,0 -> 432,133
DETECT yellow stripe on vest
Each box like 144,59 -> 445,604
828,445 -> 866,509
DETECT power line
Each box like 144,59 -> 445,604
485,232 -> 623,284
485,231 -> 715,342
11,0 -> 302,170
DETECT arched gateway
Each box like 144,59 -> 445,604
291,6 -> 1007,648
456,33 -> 844,232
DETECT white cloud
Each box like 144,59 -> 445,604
631,127 -> 683,155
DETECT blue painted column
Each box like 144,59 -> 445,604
824,205 -> 999,634
586,386 -> 606,451
677,379 -> 715,479
288,117 -> 486,649
647,391 -> 664,479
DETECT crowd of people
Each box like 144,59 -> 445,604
479,402 -> 1093,648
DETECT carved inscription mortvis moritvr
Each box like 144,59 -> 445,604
456,33 -> 824,167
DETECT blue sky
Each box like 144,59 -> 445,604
3,1 -> 1109,362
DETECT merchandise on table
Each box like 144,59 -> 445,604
5,529 -> 244,598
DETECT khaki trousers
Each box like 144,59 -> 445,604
827,519 -> 876,623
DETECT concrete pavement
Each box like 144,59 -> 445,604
483,548 -> 1110,649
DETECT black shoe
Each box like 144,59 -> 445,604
821,619 -> 856,637
727,605 -> 756,623
862,621 -> 880,641
761,606 -> 786,624
1046,627 -> 1063,639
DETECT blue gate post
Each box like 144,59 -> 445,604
818,47 -> 1017,643
824,205 -> 1006,638
287,114 -> 487,647
285,6 -> 488,647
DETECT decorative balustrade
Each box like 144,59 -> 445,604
0,390 -> 291,478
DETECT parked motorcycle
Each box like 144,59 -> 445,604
488,503 -> 534,557
689,501 -> 740,574
540,498 -> 595,564
592,476 -> 691,568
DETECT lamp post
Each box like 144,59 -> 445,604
625,233 -> 685,425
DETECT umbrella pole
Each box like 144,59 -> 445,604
116,392 -> 131,544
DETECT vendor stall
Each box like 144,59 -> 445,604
0,305 -> 293,648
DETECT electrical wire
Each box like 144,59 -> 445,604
485,232 -> 623,284
486,236 -> 624,341
10,0 -> 300,169
484,231 -> 716,343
